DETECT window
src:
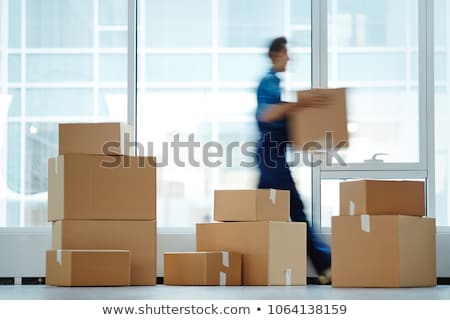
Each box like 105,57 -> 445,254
328,0 -> 419,164
137,0 -> 312,227
0,0 -> 127,227
435,0 -> 450,226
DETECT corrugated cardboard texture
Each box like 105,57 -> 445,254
340,180 -> 425,216
288,88 -> 348,151
164,252 -> 242,286
398,216 -> 436,287
214,189 -> 290,222
46,250 -> 131,287
59,122 -> 134,155
48,155 -> 156,221
332,215 -> 436,288
196,222 -> 306,285
52,220 -> 156,286
268,222 -> 306,286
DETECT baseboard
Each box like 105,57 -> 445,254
2,277 -> 450,286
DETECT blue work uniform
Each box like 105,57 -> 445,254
255,68 -> 331,275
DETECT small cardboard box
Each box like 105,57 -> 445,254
196,221 -> 306,286
288,88 -> 348,151
59,122 -> 134,155
52,220 -> 156,286
48,155 -> 156,221
340,180 -> 425,216
214,189 -> 290,222
164,252 -> 242,286
46,249 -> 131,287
332,215 -> 436,287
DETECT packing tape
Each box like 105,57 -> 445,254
349,200 -> 355,216
56,249 -> 62,265
361,215 -> 370,232
285,268 -> 292,286
222,252 -> 229,268
220,272 -> 226,286
269,189 -> 276,205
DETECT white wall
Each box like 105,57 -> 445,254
1,228 -> 449,280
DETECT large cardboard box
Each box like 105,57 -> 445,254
164,252 -> 242,286
214,189 -> 290,222
288,88 -> 348,151
48,154 -> 156,221
46,249 -> 131,287
59,122 -> 134,155
196,222 -> 306,286
340,180 -> 425,216
332,215 -> 436,287
52,220 -> 156,286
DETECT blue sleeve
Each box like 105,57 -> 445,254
256,76 -> 281,120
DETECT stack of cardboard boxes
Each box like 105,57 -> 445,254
46,123 -> 157,286
332,180 -> 436,287
194,189 -> 307,286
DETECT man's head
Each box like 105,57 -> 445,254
269,37 -> 289,72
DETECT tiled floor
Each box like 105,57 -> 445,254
0,285 -> 449,300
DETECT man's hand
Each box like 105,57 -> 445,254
298,90 -> 330,108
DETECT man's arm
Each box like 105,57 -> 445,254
258,102 -> 299,122
259,90 -> 329,122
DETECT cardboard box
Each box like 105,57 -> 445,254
59,122 -> 134,155
196,222 -> 306,286
340,180 -> 425,216
46,250 -> 131,287
52,220 -> 156,286
48,154 -> 156,221
164,252 -> 242,286
214,189 -> 290,222
332,215 -> 436,287
288,88 -> 349,151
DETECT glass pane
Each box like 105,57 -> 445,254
24,122 -> 58,195
321,179 -> 342,228
218,54 -> 266,82
218,0 -> 285,47
291,52 -> 312,83
328,0 -> 419,163
435,0 -> 450,226
26,54 -> 93,82
291,0 -> 311,25
8,55 -> 21,83
26,0 -> 93,48
339,87 -> 419,163
6,123 -> 21,194
9,0 -> 21,48
145,0 -> 212,48
146,54 -> 212,82
98,89 -> 127,120
99,54 -> 127,82
7,89 -> 21,118
99,0 -> 127,25
25,89 -> 94,117
99,31 -> 128,48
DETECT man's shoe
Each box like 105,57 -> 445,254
317,268 -> 332,285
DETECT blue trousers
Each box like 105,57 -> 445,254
256,126 -> 331,274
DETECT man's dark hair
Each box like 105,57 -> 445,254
268,37 -> 287,58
